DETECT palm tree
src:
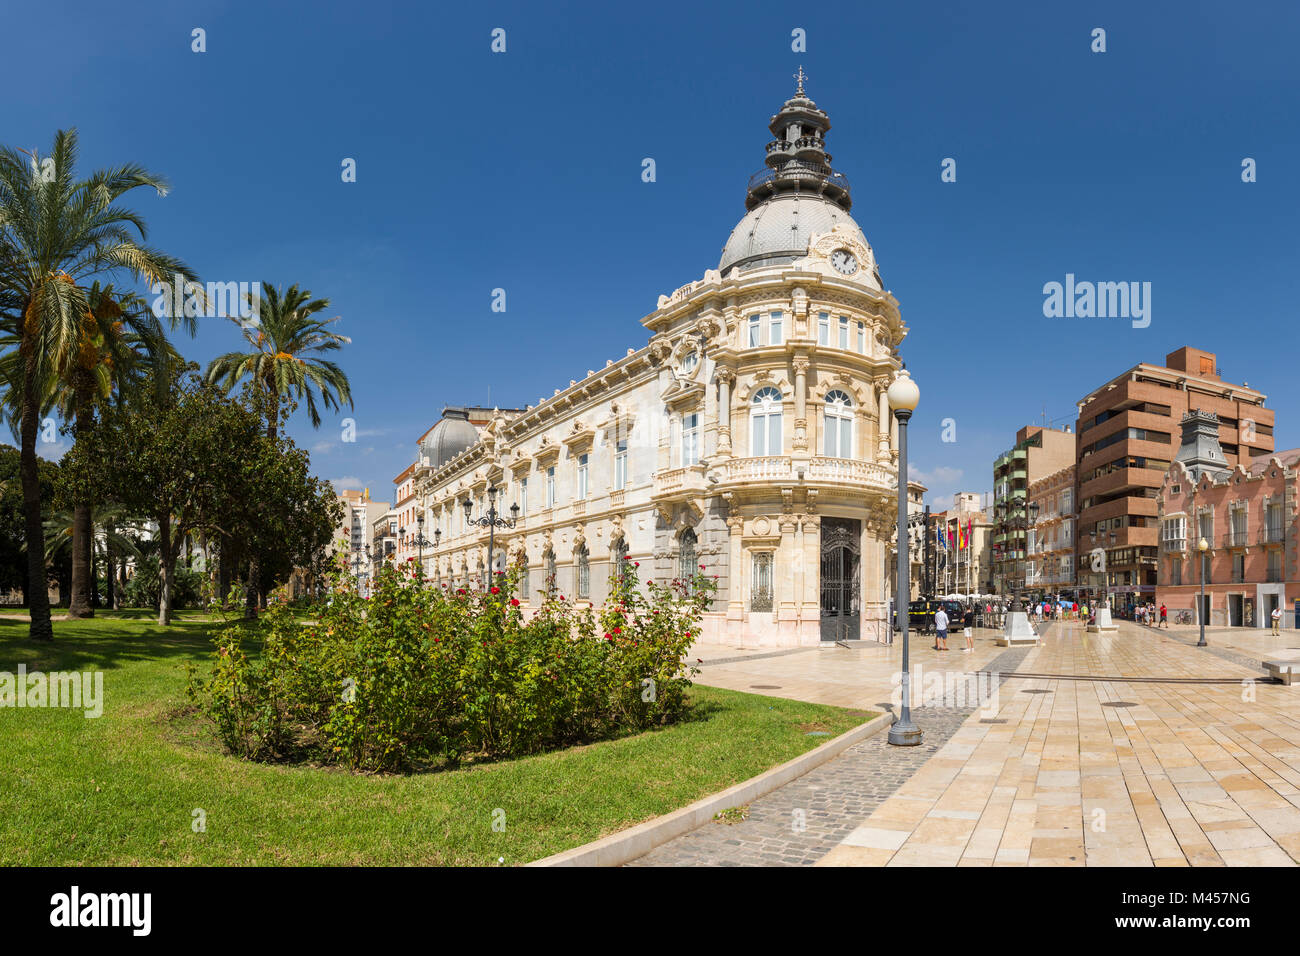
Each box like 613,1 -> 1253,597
43,503 -> 143,609
0,130 -> 197,640
205,283 -> 352,440
204,283 -> 351,621
31,283 -> 174,618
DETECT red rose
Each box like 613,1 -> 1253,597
613,627 -> 621,634
510,598 -> 520,607
491,587 -> 500,594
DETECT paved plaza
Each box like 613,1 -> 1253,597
640,619 -> 1300,866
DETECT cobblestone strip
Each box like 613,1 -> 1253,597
694,647 -> 821,668
627,645 -> 1033,866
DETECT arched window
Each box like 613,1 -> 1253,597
576,543 -> 590,599
824,389 -> 854,458
614,537 -> 630,576
751,387 -> 783,456
679,528 -> 698,583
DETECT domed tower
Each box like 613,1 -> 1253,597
719,68 -> 879,284
642,70 -> 907,647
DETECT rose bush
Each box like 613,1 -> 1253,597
186,559 -> 712,772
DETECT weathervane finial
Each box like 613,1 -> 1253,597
794,65 -> 807,95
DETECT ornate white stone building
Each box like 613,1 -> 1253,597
410,77 -> 911,646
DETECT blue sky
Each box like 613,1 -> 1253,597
11,0 -> 1299,509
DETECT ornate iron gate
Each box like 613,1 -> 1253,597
820,517 -> 861,641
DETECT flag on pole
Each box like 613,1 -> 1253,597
937,523 -> 946,549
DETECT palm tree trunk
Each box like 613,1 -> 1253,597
67,396 -> 94,618
105,521 -> 116,610
157,513 -> 173,626
20,347 -> 53,641
68,503 -> 93,617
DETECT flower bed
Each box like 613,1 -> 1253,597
186,562 -> 714,772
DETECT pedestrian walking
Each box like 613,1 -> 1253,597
1160,603 -> 1168,628
934,606 -> 949,651
1273,605 -> 1283,636
963,605 -> 975,652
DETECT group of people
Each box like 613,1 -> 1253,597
932,605 -> 976,652
1131,602 -> 1169,627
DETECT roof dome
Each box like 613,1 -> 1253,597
718,69 -> 878,281
719,193 -> 869,274
421,408 -> 479,468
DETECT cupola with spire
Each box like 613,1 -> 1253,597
719,69 -> 872,276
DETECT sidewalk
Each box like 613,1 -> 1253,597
820,620 -> 1300,866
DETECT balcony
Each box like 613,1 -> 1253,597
1223,530 -> 1249,549
653,464 -> 709,500
1260,525 -> 1285,546
710,456 -> 895,495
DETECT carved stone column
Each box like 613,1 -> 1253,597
877,385 -> 891,461
725,509 -> 745,620
716,369 -> 735,458
778,514 -> 800,627
793,357 -> 809,453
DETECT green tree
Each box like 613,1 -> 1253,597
204,282 -> 352,440
204,282 -> 351,617
65,368 -> 262,624
0,130 -> 197,640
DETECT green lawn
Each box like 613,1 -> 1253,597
0,613 -> 872,865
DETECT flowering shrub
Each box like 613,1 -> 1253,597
186,561 -> 712,772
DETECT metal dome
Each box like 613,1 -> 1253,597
718,192 -> 870,274
421,408 -> 479,468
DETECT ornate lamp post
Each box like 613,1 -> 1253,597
1197,536 -> 1209,646
886,369 -> 922,748
463,484 -> 519,587
398,514 -> 437,576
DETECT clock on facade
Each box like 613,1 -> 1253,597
830,248 -> 858,275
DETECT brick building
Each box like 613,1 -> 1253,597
1156,407 -> 1296,628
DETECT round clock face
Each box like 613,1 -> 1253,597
831,248 -> 859,275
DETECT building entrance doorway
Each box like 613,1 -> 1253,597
820,517 -> 861,642
1228,593 -> 1243,627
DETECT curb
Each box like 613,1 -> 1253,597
527,709 -> 896,867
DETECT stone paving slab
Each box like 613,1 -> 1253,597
821,620 -> 1300,867
627,645 -> 1033,866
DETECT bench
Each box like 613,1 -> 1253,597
1263,660 -> 1300,685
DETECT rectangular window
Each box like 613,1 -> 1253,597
769,311 -> 783,346
751,552 -> 774,611
838,316 -> 849,349
682,413 -> 700,466
614,440 -> 627,490
1170,561 -> 1182,586
546,466 -> 556,508
578,453 -> 589,499
818,312 -> 829,346
519,477 -> 528,516
1268,550 -> 1283,582
856,321 -> 865,353
748,315 -> 761,348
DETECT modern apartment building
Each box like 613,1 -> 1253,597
992,425 -> 1075,597
1074,347 -> 1274,611
1027,465 -> 1076,596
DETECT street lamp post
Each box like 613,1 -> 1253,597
398,515 -> 437,577
464,484 -> 519,587
1197,536 -> 1209,646
886,369 -> 922,748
